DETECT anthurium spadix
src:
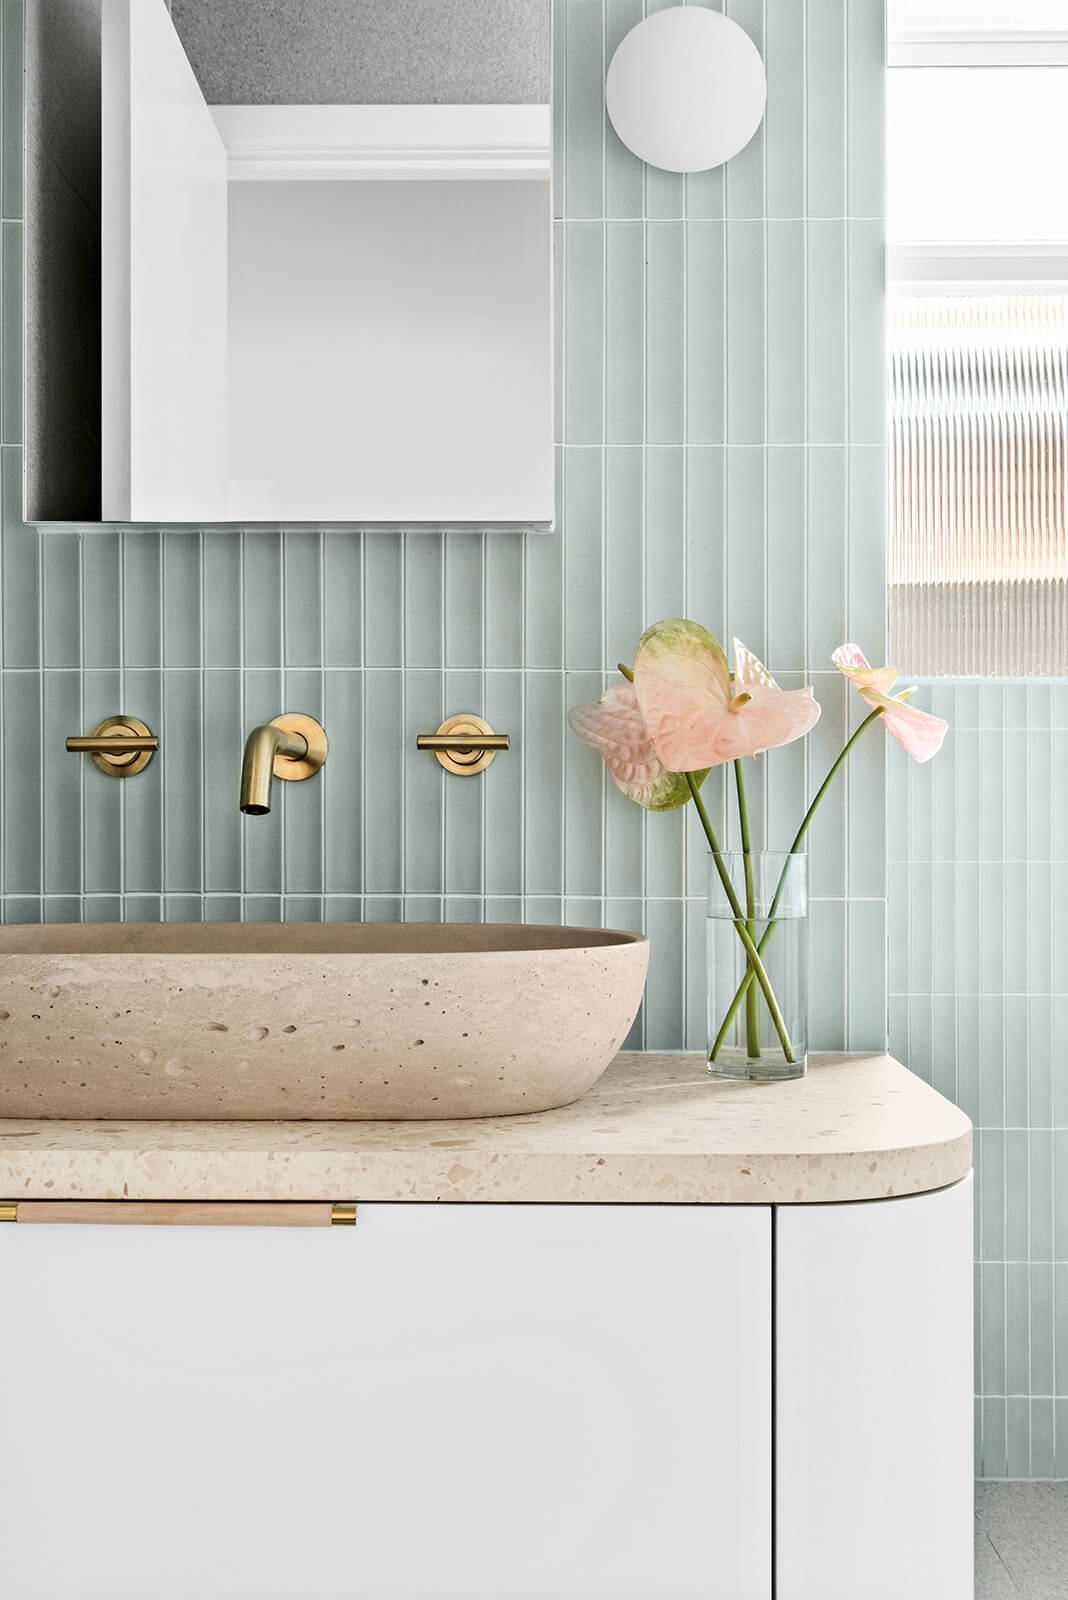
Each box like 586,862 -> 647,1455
632,620 -> 821,769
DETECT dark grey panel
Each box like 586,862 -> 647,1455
25,0 -> 101,522
170,0 -> 549,105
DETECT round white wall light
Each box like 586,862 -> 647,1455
605,6 -> 767,174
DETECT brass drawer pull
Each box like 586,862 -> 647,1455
1,1202 -> 356,1228
66,716 -> 159,777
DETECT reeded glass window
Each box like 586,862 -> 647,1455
886,11 -> 1068,674
889,295 -> 1068,675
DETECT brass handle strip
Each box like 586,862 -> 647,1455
0,1201 -> 357,1228
416,734 -> 510,752
66,736 -> 159,754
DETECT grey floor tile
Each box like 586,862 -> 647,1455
975,1528 -> 1021,1598
976,1482 -> 1068,1599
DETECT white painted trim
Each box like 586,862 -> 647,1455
888,29 -> 1068,66
100,0 -> 131,524
102,0 -> 229,522
210,103 -> 552,181
890,240 -> 1068,291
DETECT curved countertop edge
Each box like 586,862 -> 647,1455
0,1053 -> 973,1205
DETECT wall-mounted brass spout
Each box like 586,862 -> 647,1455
240,714 -> 327,815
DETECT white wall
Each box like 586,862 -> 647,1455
225,178 -> 553,522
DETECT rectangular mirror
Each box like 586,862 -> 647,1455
25,0 -> 553,527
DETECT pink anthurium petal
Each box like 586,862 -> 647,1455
566,682 -> 695,810
832,643 -> 948,763
632,619 -> 733,769
732,639 -> 779,690
727,637 -> 822,755
831,643 -> 900,698
860,689 -> 948,762
633,620 -> 821,769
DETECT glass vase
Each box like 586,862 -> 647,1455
706,850 -> 808,1083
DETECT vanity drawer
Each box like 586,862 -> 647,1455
0,1203 -> 771,1600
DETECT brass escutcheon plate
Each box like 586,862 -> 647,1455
89,717 -> 156,778
270,714 -> 328,780
430,714 -> 499,776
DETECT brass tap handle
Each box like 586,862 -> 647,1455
417,715 -> 509,776
416,734 -> 510,752
66,717 -> 158,778
66,736 -> 159,754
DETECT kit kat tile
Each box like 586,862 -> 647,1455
766,224 -> 805,446
282,528 -> 323,669
40,531 -> 80,666
241,531 -> 282,668
764,0 -> 804,219
564,670 -> 605,897
646,222 -> 685,445
483,672 -> 523,896
805,222 -> 847,445
606,222 -> 645,444
323,532 -> 362,667
723,0 -> 764,220
162,531 -> 201,667
562,0 -> 604,222
603,0 -> 643,220
564,221 -> 605,444
725,223 -> 765,446
402,533 -> 443,670
362,534 -> 403,669
2,219 -> 21,442
805,0 -> 847,220
523,673 -> 563,894
685,223 -> 725,446
42,670 -> 80,893
444,532 -> 484,670
564,446 -> 604,669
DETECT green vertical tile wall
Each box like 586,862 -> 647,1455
0,0 -> 887,1053
890,684 -> 1068,1479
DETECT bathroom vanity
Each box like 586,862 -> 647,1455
0,1053 -> 972,1600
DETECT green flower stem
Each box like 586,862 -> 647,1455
684,772 -> 796,1063
734,759 -> 761,1060
709,707 -> 884,1061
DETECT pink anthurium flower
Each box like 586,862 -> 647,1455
566,680 -> 698,810
832,644 -> 948,763
566,617 -> 949,1073
633,619 -> 821,770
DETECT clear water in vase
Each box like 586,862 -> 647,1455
706,851 -> 808,1083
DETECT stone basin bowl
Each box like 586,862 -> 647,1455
0,923 -> 649,1120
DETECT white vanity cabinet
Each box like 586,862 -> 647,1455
776,1178 -> 974,1600
0,1054 -> 975,1600
0,1204 -> 772,1600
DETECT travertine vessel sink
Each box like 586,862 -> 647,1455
0,923 -> 648,1120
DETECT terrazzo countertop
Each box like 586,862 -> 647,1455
0,1052 -> 972,1205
